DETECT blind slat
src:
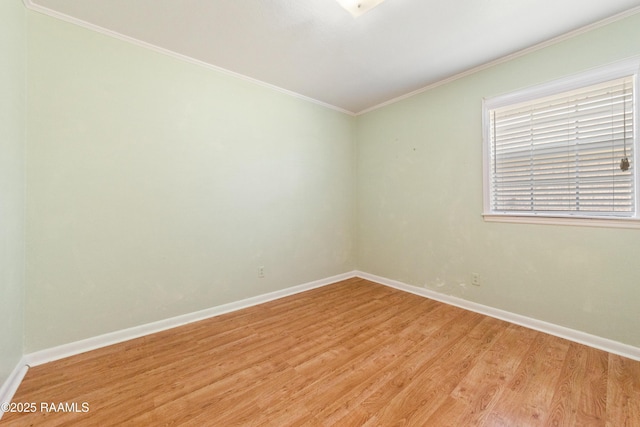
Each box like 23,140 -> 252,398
488,75 -> 635,216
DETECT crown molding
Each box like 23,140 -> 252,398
22,1 -> 640,116
357,6 -> 640,115
22,0 -> 356,116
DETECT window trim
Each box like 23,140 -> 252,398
481,58 -> 640,228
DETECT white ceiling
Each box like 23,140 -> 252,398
27,0 -> 640,114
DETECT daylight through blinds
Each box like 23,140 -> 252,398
489,76 -> 635,216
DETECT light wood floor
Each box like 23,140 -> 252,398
2,278 -> 639,426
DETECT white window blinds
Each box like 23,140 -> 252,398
488,76 -> 635,217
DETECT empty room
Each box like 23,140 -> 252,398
1,0 -> 640,425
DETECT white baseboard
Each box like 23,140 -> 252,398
355,271 -> 640,361
25,271 -> 357,367
8,268 -> 638,410
0,357 -> 29,420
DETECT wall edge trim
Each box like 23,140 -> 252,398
355,271 -> 640,361
24,271 -> 357,367
7,269 -> 639,411
357,6 -> 640,115
0,357 -> 30,419
22,0 -> 355,116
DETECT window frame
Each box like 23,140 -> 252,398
482,58 -> 640,229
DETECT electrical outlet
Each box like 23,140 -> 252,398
471,273 -> 480,286
258,266 -> 265,278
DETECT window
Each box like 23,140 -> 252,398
482,60 -> 640,228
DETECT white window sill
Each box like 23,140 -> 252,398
482,213 -> 640,229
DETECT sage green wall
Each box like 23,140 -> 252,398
21,6 -> 640,355
0,0 -> 26,384
25,12 -> 355,352
356,12 -> 640,347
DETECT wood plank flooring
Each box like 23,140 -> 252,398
2,278 -> 639,426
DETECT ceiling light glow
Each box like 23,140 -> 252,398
335,0 -> 388,18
